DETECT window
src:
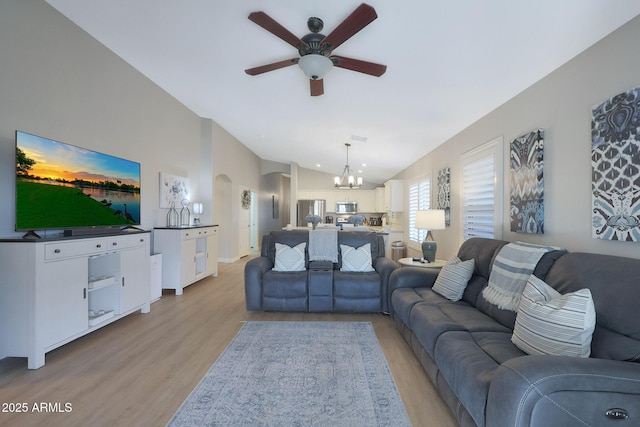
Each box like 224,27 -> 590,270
461,137 -> 503,240
408,177 -> 431,244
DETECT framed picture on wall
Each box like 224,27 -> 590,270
437,167 -> 451,226
272,195 -> 279,218
159,172 -> 190,208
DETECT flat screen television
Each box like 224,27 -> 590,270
15,130 -> 141,235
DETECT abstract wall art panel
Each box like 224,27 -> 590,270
510,129 -> 544,234
592,85 -> 640,241
437,167 -> 451,226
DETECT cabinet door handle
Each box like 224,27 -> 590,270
83,288 -> 87,299
96,244 -> 102,248
122,277 -> 125,287
54,249 -> 61,254
112,242 -> 118,246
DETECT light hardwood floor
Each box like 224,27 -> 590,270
0,256 -> 457,427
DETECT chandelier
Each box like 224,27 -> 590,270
334,143 -> 363,189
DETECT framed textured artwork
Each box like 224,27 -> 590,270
510,129 -> 544,234
592,85 -> 640,241
159,172 -> 190,208
437,167 -> 451,226
272,195 -> 279,219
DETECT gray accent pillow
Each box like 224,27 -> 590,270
512,275 -> 596,357
340,243 -> 375,272
273,242 -> 306,272
432,256 -> 475,301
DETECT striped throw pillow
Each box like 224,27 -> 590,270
340,243 -> 375,272
273,242 -> 306,272
432,256 -> 475,301
512,275 -> 596,357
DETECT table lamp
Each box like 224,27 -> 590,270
415,209 -> 446,262
192,202 -> 203,225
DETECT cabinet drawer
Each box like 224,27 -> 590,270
181,227 -> 216,240
199,227 -> 217,237
105,234 -> 148,250
181,229 -> 198,240
45,239 -> 107,261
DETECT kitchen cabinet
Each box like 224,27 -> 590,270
0,232 -> 151,369
153,225 -> 218,295
384,179 -> 404,212
375,187 -> 386,212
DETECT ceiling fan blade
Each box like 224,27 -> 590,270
320,3 -> 378,52
248,11 -> 309,51
245,58 -> 298,76
332,56 -> 387,77
310,79 -> 324,96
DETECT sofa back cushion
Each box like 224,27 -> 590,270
544,252 -> 640,362
337,232 -> 384,270
457,238 -> 565,330
264,231 -> 310,268
456,238 -> 508,305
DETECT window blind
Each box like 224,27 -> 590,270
409,178 -> 430,243
463,154 -> 496,240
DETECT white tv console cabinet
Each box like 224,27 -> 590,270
0,231 -> 151,369
153,225 -> 218,295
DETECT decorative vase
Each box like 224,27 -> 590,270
180,199 -> 191,226
167,201 -> 179,227
312,223 -> 317,230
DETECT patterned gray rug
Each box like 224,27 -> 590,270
167,321 -> 411,426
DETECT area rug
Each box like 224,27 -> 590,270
167,321 -> 411,426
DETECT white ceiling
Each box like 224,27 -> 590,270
45,1 -> 640,184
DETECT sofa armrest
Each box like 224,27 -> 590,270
388,267 -> 439,291
387,267 -> 439,317
487,355 -> 640,427
244,257 -> 273,310
373,257 -> 399,313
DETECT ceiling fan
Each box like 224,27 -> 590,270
244,3 -> 387,96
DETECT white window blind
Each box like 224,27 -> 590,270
408,178 -> 430,243
461,136 -> 503,241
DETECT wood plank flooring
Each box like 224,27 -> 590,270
0,255 -> 457,427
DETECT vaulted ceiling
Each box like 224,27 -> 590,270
45,0 -> 640,184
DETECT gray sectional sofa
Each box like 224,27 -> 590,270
389,237 -> 640,427
244,230 -> 397,312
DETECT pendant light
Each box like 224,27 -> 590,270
334,143 -> 363,189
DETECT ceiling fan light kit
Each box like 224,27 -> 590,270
245,3 -> 387,96
298,54 -> 333,80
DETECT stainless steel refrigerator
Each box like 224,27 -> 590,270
297,199 -> 326,226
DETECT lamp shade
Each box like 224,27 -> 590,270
415,209 -> 446,230
192,203 -> 204,215
298,54 -> 333,80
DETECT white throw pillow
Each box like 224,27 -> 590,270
432,256 -> 475,301
273,242 -> 306,272
512,275 -> 596,358
340,243 -> 375,272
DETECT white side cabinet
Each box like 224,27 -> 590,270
0,232 -> 151,369
152,225 -> 218,296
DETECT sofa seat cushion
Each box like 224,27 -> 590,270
262,271 -> 308,311
333,271 -> 381,312
409,297 -> 512,358
391,287 -> 446,327
434,330 -> 524,427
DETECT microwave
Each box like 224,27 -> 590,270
336,201 -> 357,213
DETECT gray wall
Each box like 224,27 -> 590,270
0,1 -> 261,263
395,15 -> 640,260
